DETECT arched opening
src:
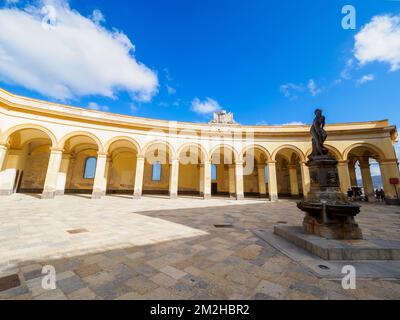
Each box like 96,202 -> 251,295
242,147 -> 269,198
0,128 -> 53,195
274,148 -> 304,199
347,145 -> 383,202
209,145 -> 238,198
178,144 -> 205,197
62,134 -> 100,195
106,139 -> 139,195
142,142 -> 172,196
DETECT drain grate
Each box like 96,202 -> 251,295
318,264 -> 330,270
214,224 -> 234,228
0,274 -> 20,292
67,228 -> 89,234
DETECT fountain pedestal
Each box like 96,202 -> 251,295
297,155 -> 362,240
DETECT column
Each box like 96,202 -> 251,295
133,156 -> 145,199
359,160 -> 375,202
235,162 -> 244,200
0,144 -> 7,171
348,161 -> 358,187
203,160 -> 211,199
288,164 -> 299,197
91,152 -> 108,199
257,163 -> 267,198
300,161 -> 311,198
337,160 -> 351,194
199,164 -> 204,197
0,144 -> 10,195
55,154 -> 71,195
169,158 -> 179,199
267,161 -> 278,201
380,160 -> 400,205
41,148 -> 63,199
228,164 -> 236,199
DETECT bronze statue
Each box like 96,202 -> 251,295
310,109 -> 328,157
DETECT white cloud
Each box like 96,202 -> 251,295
87,102 -> 109,112
0,0 -> 158,101
356,74 -> 375,86
90,9 -> 105,25
307,79 -> 321,96
354,15 -> 400,71
129,103 -> 138,113
280,83 -> 304,100
166,84 -> 176,95
191,97 -> 221,115
280,121 -> 306,126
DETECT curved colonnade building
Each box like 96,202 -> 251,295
0,88 -> 399,204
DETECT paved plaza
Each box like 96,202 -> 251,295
0,194 -> 400,300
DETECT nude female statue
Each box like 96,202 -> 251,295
310,109 -> 328,157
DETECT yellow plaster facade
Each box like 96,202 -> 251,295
0,88 -> 399,203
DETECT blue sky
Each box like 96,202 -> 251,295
0,0 -> 399,130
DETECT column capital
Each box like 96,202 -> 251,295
267,160 -> 277,165
235,161 -> 244,166
50,147 -> 63,154
97,151 -> 108,158
337,160 -> 349,165
287,164 -> 297,170
0,143 -> 8,150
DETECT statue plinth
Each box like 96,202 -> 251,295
297,155 -> 363,240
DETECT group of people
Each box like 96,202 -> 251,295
346,187 -> 385,202
375,188 -> 386,202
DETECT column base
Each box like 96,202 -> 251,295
236,194 -> 245,200
203,194 -> 211,200
55,190 -> 65,196
229,193 -> 236,199
91,191 -> 105,199
269,195 -> 279,202
169,193 -> 178,200
133,193 -> 142,199
0,189 -> 13,196
41,191 -> 56,199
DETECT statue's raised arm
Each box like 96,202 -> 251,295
310,109 -> 328,158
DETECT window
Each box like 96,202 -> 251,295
152,162 -> 162,181
84,157 -> 97,179
211,164 -> 217,181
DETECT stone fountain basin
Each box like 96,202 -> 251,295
297,201 -> 361,217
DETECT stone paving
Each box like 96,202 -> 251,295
0,194 -> 400,300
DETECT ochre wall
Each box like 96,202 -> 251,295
20,145 -> 50,191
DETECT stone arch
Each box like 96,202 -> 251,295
343,143 -> 386,161
271,145 -> 306,162
141,140 -> 176,159
208,144 -> 240,163
305,144 -> 343,161
240,145 -> 272,162
58,131 -> 103,151
0,124 -> 57,147
176,143 -> 207,163
104,136 -> 141,154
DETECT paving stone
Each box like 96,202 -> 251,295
254,280 -> 288,299
57,275 -> 86,295
74,264 -> 103,278
160,266 -> 187,280
150,273 -> 177,288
